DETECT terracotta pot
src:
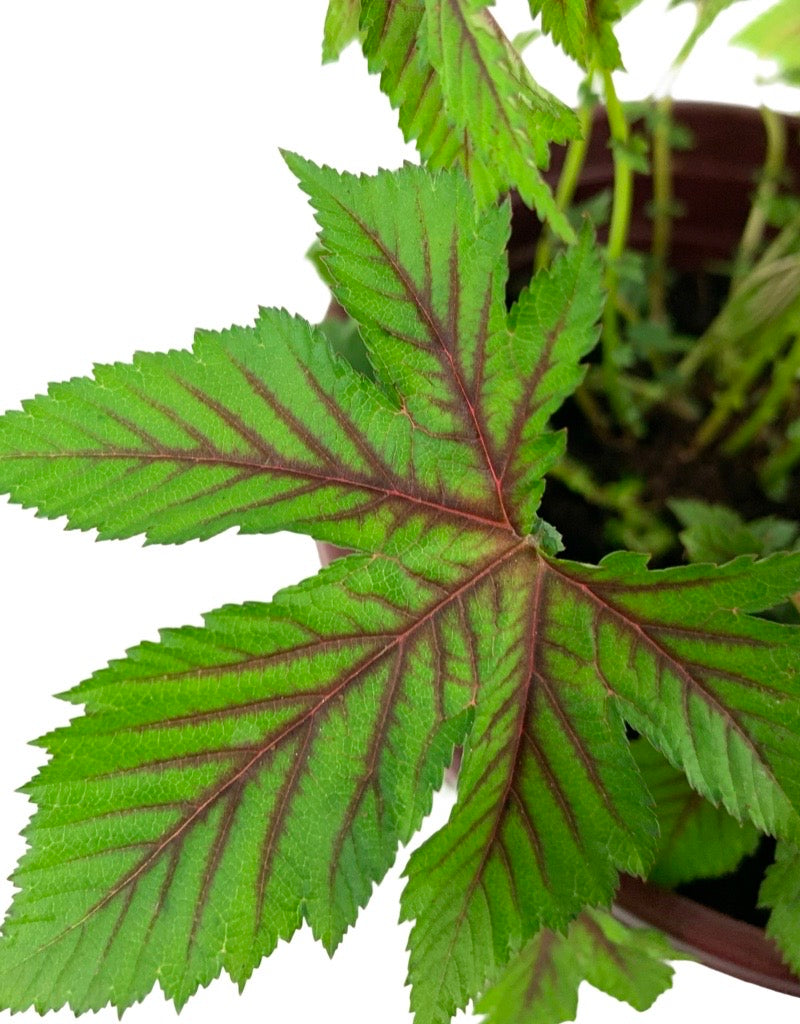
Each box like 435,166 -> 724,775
315,101 -> 800,999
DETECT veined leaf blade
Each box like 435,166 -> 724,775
425,0 -> 579,236
632,738 -> 760,888
0,303 -> 508,551
498,224 -> 604,532
286,155 -> 518,528
402,546 -> 800,1023
0,529 -> 515,1013
476,907 -> 678,1024
549,551 -> 800,841
402,546 -> 658,1024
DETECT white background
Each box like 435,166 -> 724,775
0,1 -> 798,1022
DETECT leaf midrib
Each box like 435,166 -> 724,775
0,445 -> 512,534
11,536 -> 527,967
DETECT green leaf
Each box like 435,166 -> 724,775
476,908 -> 678,1024
359,0 -> 577,238
402,548 -> 800,1024
288,155 -> 603,535
424,0 -> 578,232
322,0 -> 362,62
670,498 -> 800,564
632,739 -> 761,888
0,529 -> 508,1012
734,0 -> 800,86
2,159 -> 800,1022
760,841 -> 800,974
0,306 -> 500,552
527,0 -> 623,70
501,224 -> 603,531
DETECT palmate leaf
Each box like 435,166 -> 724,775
632,739 -> 760,888
475,907 -> 678,1024
1,159 -> 800,1022
359,0 -> 578,238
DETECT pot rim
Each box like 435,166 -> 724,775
615,874 -> 800,998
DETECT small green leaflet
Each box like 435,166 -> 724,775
476,908 -> 679,1024
322,0 -> 361,62
734,0 -> 800,86
670,498 -> 800,565
632,739 -> 760,888
761,842 -> 800,975
527,0 -> 623,70
359,0 -> 578,237
1,160 -> 800,1021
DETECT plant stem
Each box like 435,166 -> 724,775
724,331 -> 800,453
733,107 -> 787,284
648,96 -> 673,326
535,96 -> 594,272
762,432 -> 800,496
693,320 -> 792,449
600,67 -> 637,431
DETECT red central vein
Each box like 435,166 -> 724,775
4,447 -> 510,534
543,561 -> 782,789
328,200 -> 514,531
434,553 -> 545,994
28,537 -> 528,958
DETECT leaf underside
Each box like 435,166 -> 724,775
632,738 -> 760,888
0,160 -> 799,1023
476,907 -> 678,1024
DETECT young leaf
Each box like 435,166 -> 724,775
359,0 -> 577,237
670,498 -> 800,565
760,841 -> 800,974
0,530 -> 507,1012
526,0 -> 623,70
322,0 -> 361,62
402,548 -> 800,1024
476,908 -> 678,1024
632,739 -> 760,888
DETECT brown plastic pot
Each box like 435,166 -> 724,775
315,102 -> 800,999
